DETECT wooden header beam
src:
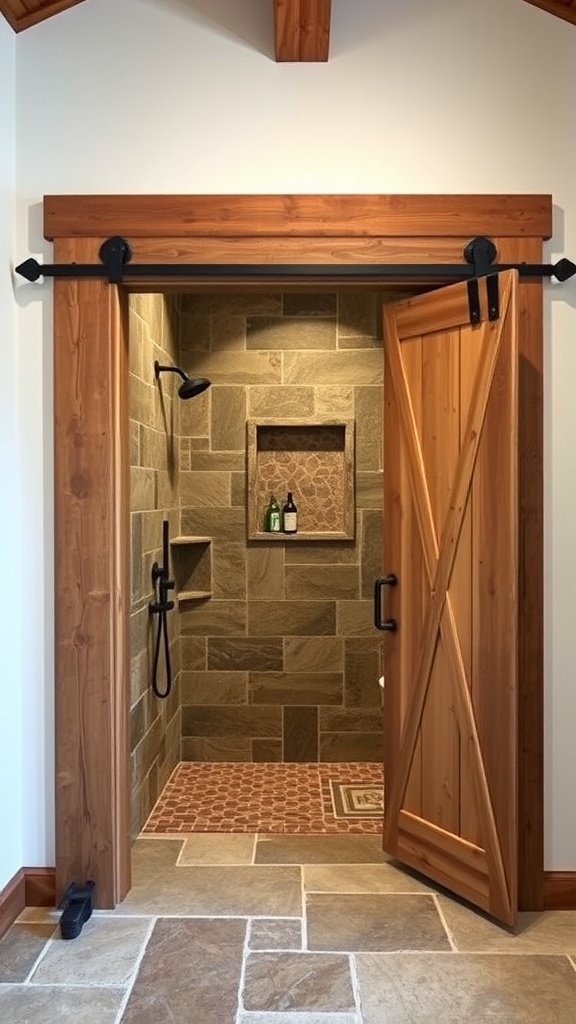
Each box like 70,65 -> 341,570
274,0 -> 331,61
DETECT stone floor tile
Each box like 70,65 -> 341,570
178,832 -> 256,865
117,864 -> 302,916
30,916 -> 153,984
238,1015 -> 360,1023
131,836 -> 186,875
255,834 -> 388,864
248,917 -> 302,949
242,951 -> 356,1013
307,893 -> 451,952
304,862 -> 436,895
121,917 -> 245,1024
355,951 -> 576,1023
438,896 -> 576,953
0,984 -> 124,1023
0,923 -> 56,982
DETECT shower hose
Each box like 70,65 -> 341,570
151,605 -> 172,699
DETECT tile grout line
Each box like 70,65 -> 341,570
431,894 -> 458,952
21,920 -> 62,985
348,952 -> 365,1024
234,916 -> 251,1024
113,915 -> 157,1024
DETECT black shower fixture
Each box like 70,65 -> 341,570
153,360 -> 211,399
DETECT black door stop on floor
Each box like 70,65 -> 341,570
59,881 -> 95,940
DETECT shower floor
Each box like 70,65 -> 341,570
143,761 -> 383,835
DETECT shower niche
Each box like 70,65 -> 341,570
169,535 -> 212,601
246,418 -> 355,541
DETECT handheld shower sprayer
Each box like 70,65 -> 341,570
154,360 -> 211,399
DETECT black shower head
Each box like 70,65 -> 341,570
154,361 -> 211,400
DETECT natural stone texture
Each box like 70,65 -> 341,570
319,732 -> 383,762
211,385 -> 247,451
130,467 -> 156,512
314,386 -> 355,417
231,470 -> 246,507
437,900 -> 576,954
180,670 -> 248,704
0,985 -> 124,1023
249,386 -> 315,418
284,637 -> 343,673
181,507 -> 246,541
338,291 -> 379,339
181,293 -> 282,317
179,833 -> 256,865
247,545 -> 285,600
252,739 -> 283,761
179,470 -> 230,507
284,350 -> 382,386
178,310 -> 211,351
306,893 -> 450,952
361,508 -> 383,600
303,863 -> 438,896
344,637 -> 382,708
120,865 -> 302,917
285,564 -> 359,601
250,672 -> 342,706
180,600 -> 246,636
181,736 -> 252,761
30,918 -> 152,985
248,919 -> 303,950
209,313 -> 246,351
336,600 -> 375,636
355,386 -> 383,471
248,601 -> 336,637
320,707 -> 382,732
212,541 -> 247,599
180,635 -> 207,671
129,419 -> 140,465
121,919 -> 245,1024
0,925 -> 55,983
179,386 -> 210,437
284,541 -> 357,565
182,704 -> 282,738
208,637 -> 283,672
189,452 -> 245,472
283,706 -> 319,761
356,952 -> 576,1024
255,834 -> 387,864
242,952 -> 355,1014
357,471 -> 384,509
178,350 -> 282,385
247,316 -> 336,351
283,293 -> 337,317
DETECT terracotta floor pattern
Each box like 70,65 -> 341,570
143,761 -> 384,834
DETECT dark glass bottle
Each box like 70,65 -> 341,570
282,492 -> 298,534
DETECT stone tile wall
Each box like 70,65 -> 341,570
176,291 -> 385,762
129,294 -> 183,836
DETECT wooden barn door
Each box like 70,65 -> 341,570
381,270 -> 519,925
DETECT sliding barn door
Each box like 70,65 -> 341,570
381,271 -> 518,925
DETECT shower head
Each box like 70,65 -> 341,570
154,361 -> 211,400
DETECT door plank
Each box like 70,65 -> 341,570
382,272 -> 518,924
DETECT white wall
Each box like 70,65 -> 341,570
11,0 -> 576,871
0,17 -> 24,890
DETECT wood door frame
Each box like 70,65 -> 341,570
46,193 -> 549,909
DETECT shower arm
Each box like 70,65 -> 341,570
154,362 -> 188,385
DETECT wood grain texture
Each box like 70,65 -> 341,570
543,871 -> 576,909
0,869 -> 25,942
53,238 -> 130,909
383,274 -> 519,925
43,194 -> 553,241
274,0 -> 331,61
47,194 -> 546,909
0,0 -> 84,32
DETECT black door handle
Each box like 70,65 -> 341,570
374,574 -> 398,632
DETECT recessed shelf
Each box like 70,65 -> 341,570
177,590 -> 212,602
246,418 -> 355,541
169,536 -> 212,599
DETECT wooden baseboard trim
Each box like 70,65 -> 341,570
543,871 -> 576,909
0,867 -> 56,941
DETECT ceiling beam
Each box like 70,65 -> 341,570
274,0 -> 331,62
0,0 -> 86,33
521,0 -> 576,25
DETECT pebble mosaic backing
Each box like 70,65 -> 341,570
143,761 -> 383,834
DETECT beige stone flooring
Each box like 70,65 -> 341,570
1,833 -> 575,1023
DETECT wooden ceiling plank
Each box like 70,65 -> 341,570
0,0 -> 86,32
274,0 -> 331,62
522,0 -> 576,25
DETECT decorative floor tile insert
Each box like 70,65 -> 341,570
329,781 -> 383,819
143,761 -> 383,834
